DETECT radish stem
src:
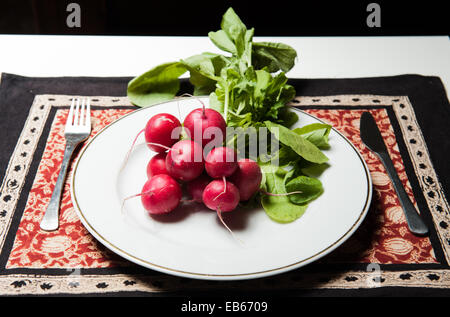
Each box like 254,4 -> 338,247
223,85 -> 229,124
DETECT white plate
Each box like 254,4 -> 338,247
71,97 -> 372,280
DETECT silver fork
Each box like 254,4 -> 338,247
40,98 -> 91,231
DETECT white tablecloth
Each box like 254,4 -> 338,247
0,35 -> 449,93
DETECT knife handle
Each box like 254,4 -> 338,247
377,152 -> 428,235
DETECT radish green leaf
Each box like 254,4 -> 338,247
265,121 -> 329,164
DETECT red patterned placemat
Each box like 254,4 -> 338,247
6,108 -> 133,269
0,74 -> 449,295
5,102 -> 437,270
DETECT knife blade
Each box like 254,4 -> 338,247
360,112 -> 428,236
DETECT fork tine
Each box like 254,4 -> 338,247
74,98 -> 80,126
79,98 -> 86,126
67,98 -> 75,125
86,98 -> 91,128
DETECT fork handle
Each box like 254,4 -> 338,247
377,151 -> 428,236
40,142 -> 77,231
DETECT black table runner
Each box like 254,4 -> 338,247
0,73 -> 449,296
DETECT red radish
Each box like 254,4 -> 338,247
203,179 -> 240,212
202,179 -> 242,242
140,174 -> 182,214
205,147 -> 238,178
146,153 -> 168,178
121,113 -> 180,172
229,158 -> 263,201
186,174 -> 212,203
166,140 -> 204,181
145,113 -> 181,153
183,106 -> 227,148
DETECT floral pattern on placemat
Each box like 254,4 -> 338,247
6,109 -> 134,268
305,108 -> 436,264
5,106 -> 437,269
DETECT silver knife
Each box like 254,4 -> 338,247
360,112 -> 428,235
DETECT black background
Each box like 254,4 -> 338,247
0,0 -> 448,36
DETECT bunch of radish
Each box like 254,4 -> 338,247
122,103 -> 262,236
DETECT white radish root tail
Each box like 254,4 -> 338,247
120,128 -> 145,172
213,177 -> 227,202
121,190 -> 152,217
217,207 -> 245,246
210,178 -> 244,246
146,142 -> 174,152
176,93 -> 207,114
